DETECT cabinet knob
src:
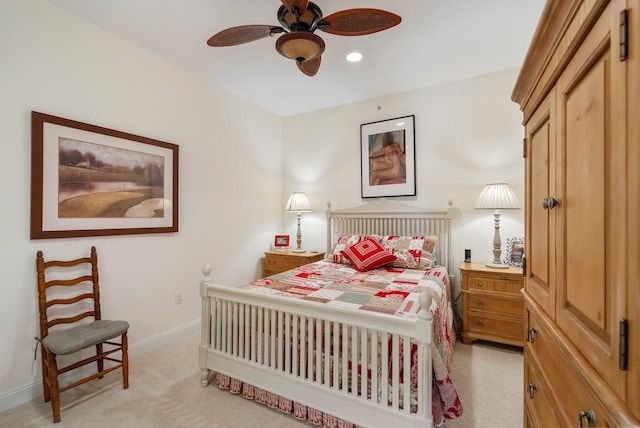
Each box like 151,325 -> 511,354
542,197 -> 559,209
527,383 -> 537,399
578,409 -> 595,428
527,327 -> 537,343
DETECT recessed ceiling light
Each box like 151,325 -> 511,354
346,52 -> 362,62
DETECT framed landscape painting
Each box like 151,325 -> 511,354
31,111 -> 179,239
360,115 -> 416,198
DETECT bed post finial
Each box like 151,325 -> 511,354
418,290 -> 434,320
447,199 -> 454,208
202,264 -> 212,281
326,201 -> 333,254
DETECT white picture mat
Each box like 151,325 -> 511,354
41,122 -> 175,232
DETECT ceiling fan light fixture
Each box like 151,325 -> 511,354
346,51 -> 362,62
276,31 -> 325,63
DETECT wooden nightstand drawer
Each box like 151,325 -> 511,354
467,292 -> 523,318
467,313 -> 523,343
266,256 -> 300,270
469,276 -> 522,294
264,251 -> 325,277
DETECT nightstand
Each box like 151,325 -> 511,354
264,250 -> 325,277
459,262 -> 524,347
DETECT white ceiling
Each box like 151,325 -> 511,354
48,0 -> 545,117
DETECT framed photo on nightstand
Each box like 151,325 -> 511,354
504,237 -> 524,267
274,235 -> 290,248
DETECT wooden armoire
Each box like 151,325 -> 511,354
512,0 -> 639,426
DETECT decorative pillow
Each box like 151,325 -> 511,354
423,234 -> 439,263
423,234 -> 438,254
340,237 -> 397,272
377,235 -> 432,270
330,234 -> 368,265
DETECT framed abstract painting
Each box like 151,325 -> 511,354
360,115 -> 415,198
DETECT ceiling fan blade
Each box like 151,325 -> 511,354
318,9 -> 401,36
297,55 -> 321,76
281,0 -> 309,14
207,25 -> 284,47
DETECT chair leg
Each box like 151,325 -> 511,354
96,343 -> 104,378
46,352 -> 61,423
40,345 -> 50,403
122,333 -> 129,389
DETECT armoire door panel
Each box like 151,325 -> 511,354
556,2 -> 626,398
564,59 -> 607,332
525,90 -> 556,318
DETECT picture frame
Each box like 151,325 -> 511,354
503,237 -> 525,267
274,235 -> 290,248
360,115 -> 416,198
31,111 -> 179,239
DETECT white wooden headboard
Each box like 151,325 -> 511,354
326,199 -> 455,271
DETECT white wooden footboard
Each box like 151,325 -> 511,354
199,265 -> 435,428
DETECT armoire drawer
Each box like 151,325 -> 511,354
524,355 -> 563,428
525,304 -> 616,427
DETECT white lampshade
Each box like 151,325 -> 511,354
475,183 -> 520,210
285,192 -> 312,213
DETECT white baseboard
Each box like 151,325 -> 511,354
0,320 -> 201,414
128,319 -> 200,358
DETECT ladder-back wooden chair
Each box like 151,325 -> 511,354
36,246 -> 129,423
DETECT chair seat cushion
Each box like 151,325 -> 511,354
43,320 -> 129,355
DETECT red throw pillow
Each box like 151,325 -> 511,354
340,237 -> 397,272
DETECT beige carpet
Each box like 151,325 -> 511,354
0,334 -> 522,428
446,341 -> 523,428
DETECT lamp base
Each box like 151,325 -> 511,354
485,262 -> 510,269
291,249 -> 306,253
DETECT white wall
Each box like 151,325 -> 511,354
0,1 -> 283,411
0,0 -> 526,415
281,69 -> 525,302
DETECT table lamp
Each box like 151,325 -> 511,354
475,183 -> 520,268
285,192 -> 312,252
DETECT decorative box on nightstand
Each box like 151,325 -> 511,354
459,262 -> 524,347
264,250 -> 325,277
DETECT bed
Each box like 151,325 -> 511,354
199,199 -> 461,428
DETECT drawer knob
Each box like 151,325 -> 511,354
527,383 -> 537,399
476,319 -> 484,327
527,327 -> 537,343
578,409 -> 595,428
477,282 -> 484,287
477,299 -> 484,307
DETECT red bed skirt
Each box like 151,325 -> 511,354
216,373 -> 361,428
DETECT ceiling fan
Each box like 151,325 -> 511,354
206,0 -> 401,76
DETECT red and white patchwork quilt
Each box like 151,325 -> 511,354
242,260 -> 462,425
